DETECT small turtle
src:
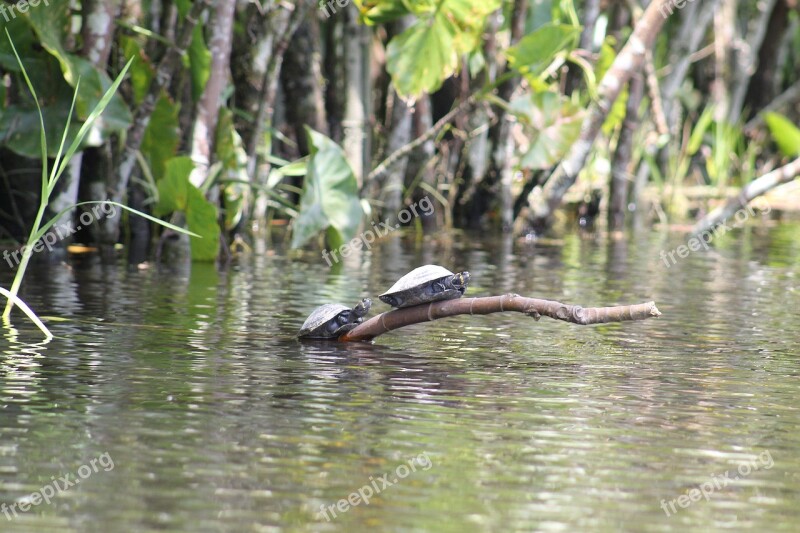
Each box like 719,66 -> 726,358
298,298 -> 371,339
379,265 -> 470,308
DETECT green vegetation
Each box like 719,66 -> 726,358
0,1 -> 798,324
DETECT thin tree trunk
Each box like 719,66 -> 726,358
712,0 -> 736,122
247,2 -> 308,224
743,0 -> 790,119
526,0 -> 671,227
370,16 -> 414,216
342,3 -> 369,186
100,0 -> 210,245
190,0 -> 236,190
564,0 -> 601,95
462,0 -> 526,229
76,0 -> 121,252
609,72 -> 645,231
728,0 -> 779,124
380,88 -> 413,219
661,0 -> 719,129
281,16 -> 328,156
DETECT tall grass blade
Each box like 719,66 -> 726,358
53,57 -> 134,183
33,201 -> 202,242
0,288 -> 53,339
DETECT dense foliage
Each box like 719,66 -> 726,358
0,0 -> 799,265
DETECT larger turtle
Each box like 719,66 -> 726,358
379,265 -> 470,308
298,298 -> 371,339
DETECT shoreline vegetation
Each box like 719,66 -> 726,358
0,1 -> 798,334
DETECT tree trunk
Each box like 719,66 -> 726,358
281,16 -> 328,156
247,2 -> 308,224
743,0 -> 790,119
342,3 -> 370,187
462,0 -> 526,229
564,0 -> 601,95
190,0 -> 236,190
526,0 -> 671,227
100,0 -> 210,245
78,0 -> 120,252
609,72 -> 645,231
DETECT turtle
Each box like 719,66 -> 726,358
379,265 -> 470,308
298,298 -> 372,339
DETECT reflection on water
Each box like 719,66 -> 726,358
1,222 -> 799,532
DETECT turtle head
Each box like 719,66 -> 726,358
449,271 -> 470,294
352,298 -> 371,319
379,294 -> 399,307
335,298 -> 371,329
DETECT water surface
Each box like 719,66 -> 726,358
1,223 -> 799,532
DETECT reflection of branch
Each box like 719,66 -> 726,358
339,294 -> 661,342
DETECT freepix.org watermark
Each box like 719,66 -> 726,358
660,449 -> 774,517
319,0 -> 351,19
1,451 -> 114,521
659,0 -> 695,19
322,196 -> 434,267
3,203 -> 117,269
660,200 -> 770,268
317,452 -> 433,522
0,0 -> 50,23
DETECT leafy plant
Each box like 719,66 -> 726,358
509,91 -> 584,170
154,157 -> 221,261
374,0 -> 502,99
1,31 -> 197,337
291,128 -> 363,250
764,112 -> 800,157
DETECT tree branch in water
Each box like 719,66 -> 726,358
339,294 -> 661,342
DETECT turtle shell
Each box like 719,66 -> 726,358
298,299 -> 372,339
379,265 -> 467,308
298,303 -> 351,339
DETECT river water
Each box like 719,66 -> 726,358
1,222 -> 798,532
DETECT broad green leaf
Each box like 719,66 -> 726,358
386,0 -> 500,99
155,157 -> 220,261
505,23 -> 580,77
356,0 -> 411,24
27,5 -> 132,131
141,95 -> 181,180
185,187 -> 220,260
187,24 -> 211,102
764,112 -> 800,157
121,36 -> 154,104
688,105 -> 715,156
215,108 -> 251,230
155,157 -> 195,215
291,129 -> 363,249
511,91 -> 584,170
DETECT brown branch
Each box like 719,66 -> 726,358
692,157 -> 800,234
644,50 -> 669,137
367,95 -> 476,182
339,294 -> 661,342
526,0 -> 671,225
